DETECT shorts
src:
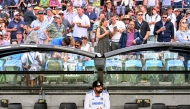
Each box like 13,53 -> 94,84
87,31 -> 95,39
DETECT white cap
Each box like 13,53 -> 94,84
14,11 -> 19,16
58,11 -> 64,14
54,14 -> 61,19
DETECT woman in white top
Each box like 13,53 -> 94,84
176,19 -> 190,42
81,36 -> 91,52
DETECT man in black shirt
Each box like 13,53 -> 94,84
134,10 -> 150,44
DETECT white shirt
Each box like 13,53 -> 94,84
84,90 -> 110,109
147,0 -> 156,7
109,21 -> 125,42
21,52 -> 42,66
81,43 -> 90,51
44,16 -> 54,25
73,14 -> 90,38
149,14 -> 161,35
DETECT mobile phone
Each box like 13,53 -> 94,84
113,26 -> 117,29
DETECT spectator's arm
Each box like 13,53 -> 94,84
143,23 -> 150,41
156,0 -> 159,7
96,28 -> 106,39
154,23 -> 161,35
28,12 -> 37,20
143,0 -> 147,5
43,29 -> 52,41
176,31 -> 186,42
170,23 -> 174,41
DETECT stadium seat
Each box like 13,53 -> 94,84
8,103 -> 22,109
187,60 -> 190,81
145,60 -> 163,85
83,60 -> 97,83
4,66 -> 21,84
167,60 -> 185,84
44,59 -> 63,84
0,59 -> 6,83
163,52 -> 178,70
152,103 -> 166,109
105,60 -> 122,85
177,105 -> 190,109
143,53 -> 159,63
59,103 -> 77,109
34,102 -> 47,109
124,60 -> 142,84
124,103 -> 138,109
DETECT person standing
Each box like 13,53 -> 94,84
84,4 -> 97,47
23,4 -> 37,25
84,80 -> 110,109
154,11 -> 174,42
96,18 -> 111,55
72,6 -> 90,41
134,10 -> 150,44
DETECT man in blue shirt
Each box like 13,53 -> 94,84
84,4 -> 97,47
7,11 -> 25,40
154,11 -> 174,42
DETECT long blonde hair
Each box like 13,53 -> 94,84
69,36 -> 75,47
179,19 -> 188,32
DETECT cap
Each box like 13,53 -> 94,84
27,4 -> 33,8
106,0 -> 111,4
34,6 -> 41,10
16,31 -> 22,34
38,11 -> 44,15
186,10 -> 190,14
46,7 -> 53,12
54,14 -> 61,19
92,81 -> 103,87
122,15 -> 131,20
14,11 -> 19,16
174,8 -> 179,12
58,11 -> 64,14
0,6 -> 3,10
55,6 -> 62,10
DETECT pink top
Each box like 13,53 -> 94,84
49,0 -> 60,6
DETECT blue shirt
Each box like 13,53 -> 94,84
50,37 -> 64,46
84,12 -> 97,31
8,20 -> 25,39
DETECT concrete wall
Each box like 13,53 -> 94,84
0,94 -> 190,109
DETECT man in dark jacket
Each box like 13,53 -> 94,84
154,11 -> 174,42
119,20 -> 143,49
24,4 -> 37,25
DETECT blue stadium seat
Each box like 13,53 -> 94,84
124,60 -> 142,84
167,60 -> 185,84
105,60 -> 122,84
83,60 -> 97,83
145,60 -> 163,85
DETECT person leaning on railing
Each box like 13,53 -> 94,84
176,19 -> 190,42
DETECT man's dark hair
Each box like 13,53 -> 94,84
161,11 -> 168,16
24,24 -> 31,28
63,36 -> 70,46
75,40 -> 82,45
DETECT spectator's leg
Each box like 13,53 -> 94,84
111,42 -> 119,51
117,6 -> 121,15
121,6 -> 125,15
90,31 -> 95,47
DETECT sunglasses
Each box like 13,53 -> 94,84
15,15 -> 20,16
75,45 -> 80,47
162,17 -> 167,19
82,38 -> 87,40
59,14 -> 63,16
181,22 -> 187,24
137,14 -> 143,16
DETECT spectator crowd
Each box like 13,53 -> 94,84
0,0 -> 189,86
